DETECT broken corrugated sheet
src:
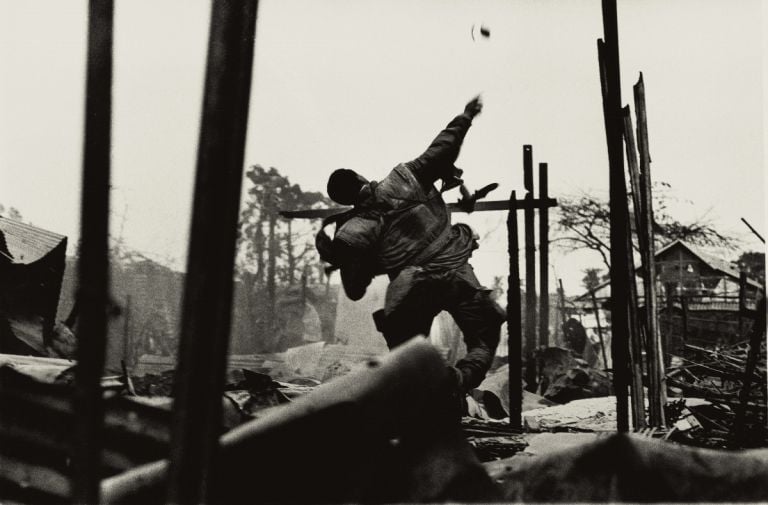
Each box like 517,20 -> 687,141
0,217 -> 67,356
0,360 -> 171,503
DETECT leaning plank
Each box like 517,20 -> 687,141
279,198 -> 558,219
634,72 -> 667,426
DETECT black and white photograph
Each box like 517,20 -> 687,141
0,0 -> 766,503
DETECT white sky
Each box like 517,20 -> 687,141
0,0 -> 765,294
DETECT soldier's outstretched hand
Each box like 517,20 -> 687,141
464,95 -> 483,118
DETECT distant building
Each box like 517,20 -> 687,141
653,239 -> 762,306
573,239 -> 763,350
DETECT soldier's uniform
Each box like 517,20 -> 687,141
326,112 -> 505,393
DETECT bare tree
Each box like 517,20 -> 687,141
554,183 -> 736,269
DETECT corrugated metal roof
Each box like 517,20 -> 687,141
0,216 -> 66,264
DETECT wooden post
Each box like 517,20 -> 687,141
733,295 -> 766,443
634,72 -> 666,425
166,2 -> 259,504
622,105 -> 648,429
739,271 -> 748,340
72,1 -> 113,502
590,291 -> 608,370
507,192 -> 522,430
626,229 -> 647,429
740,217 -> 766,244
623,106 -> 645,238
558,278 -> 568,342
680,295 -> 689,344
538,163 -> 550,348
598,0 -> 631,432
281,197 -> 557,219
523,146 -> 537,356
123,294 -> 132,368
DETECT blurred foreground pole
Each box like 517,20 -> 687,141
72,1 -> 113,503
166,1 -> 259,504
507,192 -> 522,429
598,0 -> 631,432
634,74 -> 666,425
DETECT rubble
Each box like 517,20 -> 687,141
667,339 -> 768,448
101,339 -> 500,504
534,346 -> 611,403
0,359 -> 172,503
487,433 -> 768,502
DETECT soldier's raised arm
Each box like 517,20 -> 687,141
408,96 -> 483,187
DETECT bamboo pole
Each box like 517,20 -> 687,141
740,217 -> 765,244
590,291 -> 608,370
733,295 -> 766,443
166,2 -> 259,504
538,163 -> 550,348
280,197 -> 558,219
507,191 -> 522,430
622,106 -> 648,429
739,271 -> 747,339
625,226 -> 647,429
72,1 -> 113,502
523,146 -> 537,356
122,294 -> 131,368
597,0 -> 631,432
558,279 -> 568,342
634,72 -> 666,424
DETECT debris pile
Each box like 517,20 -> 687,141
667,340 -> 768,447
0,355 -> 172,503
534,347 -> 611,403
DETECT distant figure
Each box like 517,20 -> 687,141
315,96 -> 505,397
562,317 -> 587,355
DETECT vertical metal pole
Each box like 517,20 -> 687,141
507,192 -> 522,429
167,2 -> 259,504
72,1 -> 113,502
598,0 -> 631,432
538,163 -> 550,348
634,72 -> 666,425
523,146 -> 537,355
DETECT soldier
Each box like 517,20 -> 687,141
316,96 -> 505,396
